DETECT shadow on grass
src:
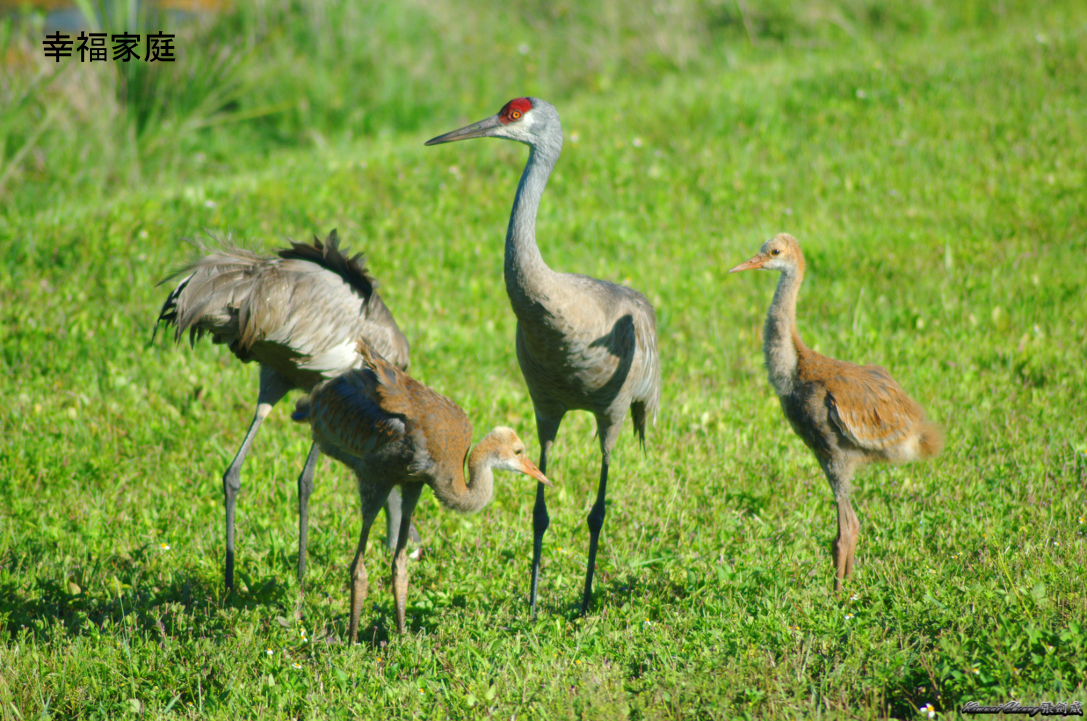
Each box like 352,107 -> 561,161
0,557 -> 298,640
535,570 -> 693,627
722,489 -> 770,516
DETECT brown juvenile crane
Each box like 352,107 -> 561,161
729,233 -> 943,591
292,341 -> 549,639
426,98 -> 661,616
155,230 -> 420,591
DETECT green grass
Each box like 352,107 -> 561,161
2,0 -> 1086,717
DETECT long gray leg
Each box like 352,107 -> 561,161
296,441 -> 321,586
530,413 -> 563,619
224,365 -> 292,591
582,422 -> 621,614
391,483 -> 424,634
383,488 -> 421,551
581,451 -> 611,614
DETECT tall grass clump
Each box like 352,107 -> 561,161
1,0 -> 1062,214
0,0 -> 263,214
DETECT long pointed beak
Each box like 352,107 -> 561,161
424,114 -> 503,146
519,458 -> 552,487
728,254 -> 766,273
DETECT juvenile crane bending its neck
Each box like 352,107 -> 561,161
426,98 -> 661,616
730,233 -> 942,591
293,341 -> 549,638
154,230 -> 419,591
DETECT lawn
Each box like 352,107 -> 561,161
1,0 -> 1085,718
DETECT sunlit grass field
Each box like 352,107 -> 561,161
1,0 -> 1086,717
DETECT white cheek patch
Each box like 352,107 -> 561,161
510,111 -> 539,140
496,456 -> 525,474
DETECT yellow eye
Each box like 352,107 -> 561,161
510,110 -> 522,120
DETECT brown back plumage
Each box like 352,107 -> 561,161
353,341 -> 473,484
807,358 -> 926,454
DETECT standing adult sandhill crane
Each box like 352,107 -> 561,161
292,340 -> 549,639
425,98 -> 661,616
155,230 -> 420,591
729,233 -> 943,591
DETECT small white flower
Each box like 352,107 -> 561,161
844,613 -> 854,621
919,703 -> 936,718
204,200 -> 216,208
632,137 -> 643,148
850,594 -> 859,601
159,543 -> 171,551
265,648 -> 273,656
292,662 -> 302,669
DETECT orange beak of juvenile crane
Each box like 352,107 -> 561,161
727,253 -> 768,274
520,457 -> 552,487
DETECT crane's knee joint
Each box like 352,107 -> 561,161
587,503 -> 606,534
298,475 -> 313,497
223,469 -> 241,495
832,536 -> 852,562
390,556 -> 407,578
533,504 -> 550,534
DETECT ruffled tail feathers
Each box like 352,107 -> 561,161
919,421 -> 944,459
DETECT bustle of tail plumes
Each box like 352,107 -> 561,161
152,233 -> 265,347
278,229 -> 378,301
918,421 -> 944,459
152,229 -> 378,349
